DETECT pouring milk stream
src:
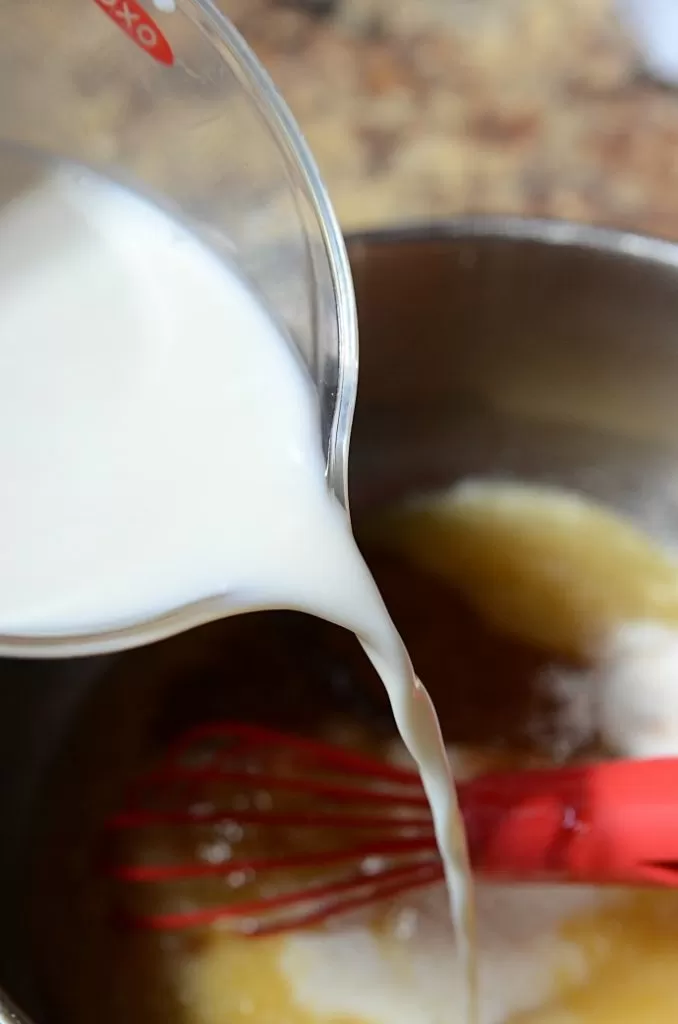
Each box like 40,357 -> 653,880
0,150 -> 476,1022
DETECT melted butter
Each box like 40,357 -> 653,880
510,890 -> 678,1022
94,924 -> 366,1024
176,932 -> 362,1024
367,480 -> 678,660
102,868 -> 678,1024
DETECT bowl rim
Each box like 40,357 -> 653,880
346,215 -> 678,270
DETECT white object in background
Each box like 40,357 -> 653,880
596,622 -> 678,759
617,0 -> 678,86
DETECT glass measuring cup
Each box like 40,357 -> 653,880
0,0 -> 358,659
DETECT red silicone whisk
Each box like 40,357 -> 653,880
104,723 -> 678,935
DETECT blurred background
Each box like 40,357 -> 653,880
9,0 -> 678,240
215,0 -> 678,237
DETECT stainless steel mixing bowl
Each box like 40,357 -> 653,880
4,218 -> 678,1024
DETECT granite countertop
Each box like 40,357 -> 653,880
6,0 -> 678,240
224,0 -> 678,238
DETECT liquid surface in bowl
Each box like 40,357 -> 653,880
34,482 -> 678,1024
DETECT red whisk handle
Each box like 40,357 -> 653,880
462,757 -> 678,888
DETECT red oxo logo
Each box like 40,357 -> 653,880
91,0 -> 174,66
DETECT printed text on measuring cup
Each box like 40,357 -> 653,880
91,0 -> 174,65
